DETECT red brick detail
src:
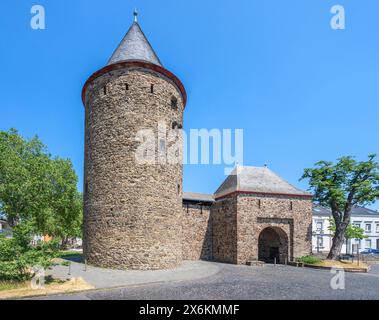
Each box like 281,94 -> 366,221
215,190 -> 313,201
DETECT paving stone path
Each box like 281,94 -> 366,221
34,262 -> 379,300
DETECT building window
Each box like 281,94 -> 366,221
172,121 -> 183,130
316,221 -> 323,233
103,85 -> 107,95
366,239 -> 372,249
159,139 -> 166,153
290,201 -> 293,210
376,224 -> 379,233
258,199 -> 261,209
125,83 -> 129,91
317,236 -> 323,248
353,222 -> 361,229
178,184 -> 180,195
171,96 -> 178,110
150,84 -> 154,93
85,182 -> 89,193
365,223 -> 372,233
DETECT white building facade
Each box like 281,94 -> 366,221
0,219 -> 11,236
312,206 -> 379,254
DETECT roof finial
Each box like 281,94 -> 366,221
133,8 -> 138,22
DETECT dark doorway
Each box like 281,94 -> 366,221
269,247 -> 279,262
258,227 -> 289,264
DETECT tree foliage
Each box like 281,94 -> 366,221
0,223 -> 59,281
0,129 -> 82,245
328,218 -> 367,240
301,155 -> 379,259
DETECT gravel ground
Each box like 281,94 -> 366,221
35,263 -> 379,300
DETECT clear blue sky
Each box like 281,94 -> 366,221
1,0 -> 379,210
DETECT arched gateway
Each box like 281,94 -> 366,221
258,227 -> 289,264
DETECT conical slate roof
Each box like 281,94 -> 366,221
215,166 -> 311,198
107,21 -> 162,66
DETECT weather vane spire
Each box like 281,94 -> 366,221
133,8 -> 138,22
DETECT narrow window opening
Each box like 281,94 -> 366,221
178,184 -> 180,195
172,121 -> 183,130
258,199 -> 261,209
103,85 -> 107,95
290,201 -> 293,210
159,139 -> 166,153
171,96 -> 178,110
125,83 -> 129,91
85,182 -> 89,193
150,84 -> 154,93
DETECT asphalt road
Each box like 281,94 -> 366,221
38,263 -> 379,300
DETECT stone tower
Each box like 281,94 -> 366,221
82,13 -> 186,270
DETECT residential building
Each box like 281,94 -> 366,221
312,205 -> 379,254
0,219 -> 11,236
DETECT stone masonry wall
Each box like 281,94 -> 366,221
83,67 -> 184,270
211,196 -> 238,264
236,194 -> 312,265
181,193 -> 312,265
182,203 -> 212,261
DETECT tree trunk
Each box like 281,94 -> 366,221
327,222 -> 348,260
61,237 -> 69,250
7,215 -> 18,228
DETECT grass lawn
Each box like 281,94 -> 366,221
58,250 -> 83,262
314,259 -> 369,270
297,255 -> 369,271
0,277 -> 93,299
0,281 -> 29,291
0,250 -> 89,299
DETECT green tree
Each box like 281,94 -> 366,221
301,155 -> 379,260
0,129 -> 83,246
47,159 -> 83,248
0,129 -> 52,228
0,222 -> 59,281
328,218 -> 367,254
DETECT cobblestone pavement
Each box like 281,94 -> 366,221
46,259 -> 220,289
34,263 -> 379,300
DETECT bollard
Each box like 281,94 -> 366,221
274,257 -> 277,266
84,259 -> 87,272
68,262 -> 71,276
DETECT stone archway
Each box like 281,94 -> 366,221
258,227 -> 289,264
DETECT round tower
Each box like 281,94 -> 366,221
82,13 -> 186,270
